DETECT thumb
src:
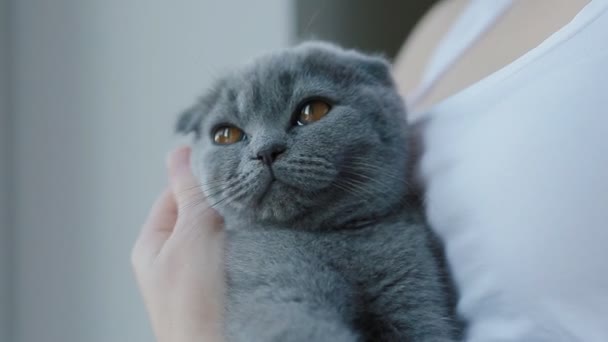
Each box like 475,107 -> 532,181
167,146 -> 223,227
167,146 -> 200,210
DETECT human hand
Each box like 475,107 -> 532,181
132,147 -> 225,342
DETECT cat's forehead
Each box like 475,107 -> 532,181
231,52 -> 330,94
217,51 -> 344,121
177,42 -> 395,138
200,43 -> 392,127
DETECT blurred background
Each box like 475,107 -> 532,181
0,1 -> 435,341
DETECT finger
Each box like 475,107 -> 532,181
167,146 -> 224,236
143,187 -> 178,235
132,188 -> 177,264
167,146 -> 204,212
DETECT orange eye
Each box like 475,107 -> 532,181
213,126 -> 245,145
297,100 -> 331,125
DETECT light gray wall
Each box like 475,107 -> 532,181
11,1 -> 291,341
1,0 -> 12,340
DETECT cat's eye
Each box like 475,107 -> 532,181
297,100 -> 331,125
213,126 -> 245,145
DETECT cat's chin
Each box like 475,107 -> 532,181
246,181 -> 311,223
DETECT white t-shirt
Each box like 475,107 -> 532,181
408,1 -> 608,341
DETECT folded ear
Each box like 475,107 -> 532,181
296,41 -> 394,87
176,79 -> 227,136
175,104 -> 203,136
353,54 -> 393,87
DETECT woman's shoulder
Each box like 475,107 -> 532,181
392,0 -> 469,96
393,0 -> 592,112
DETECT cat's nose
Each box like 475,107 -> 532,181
256,143 -> 286,165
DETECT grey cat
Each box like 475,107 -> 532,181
177,42 -> 459,342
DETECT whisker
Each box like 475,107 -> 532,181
181,181 -> 240,211
199,179 -> 240,195
334,178 -> 376,204
338,173 -> 399,210
175,179 -> 225,198
187,179 -> 257,241
340,168 -> 403,197
341,165 -> 421,209
344,160 -> 411,187
199,170 -> 260,214
331,181 -> 360,199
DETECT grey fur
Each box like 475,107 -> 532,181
178,42 -> 460,341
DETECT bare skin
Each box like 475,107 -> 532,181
393,0 -> 589,112
132,147 -> 225,342
132,1 -> 590,341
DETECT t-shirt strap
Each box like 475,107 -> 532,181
407,0 -> 513,112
